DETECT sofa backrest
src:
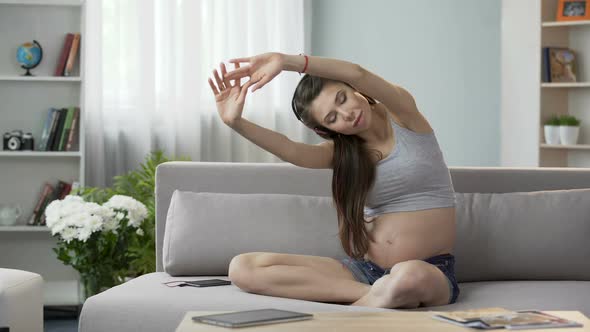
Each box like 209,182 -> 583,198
156,162 -> 590,281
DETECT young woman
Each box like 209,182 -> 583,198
207,52 -> 459,309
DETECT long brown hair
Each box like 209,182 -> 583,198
291,74 -> 381,259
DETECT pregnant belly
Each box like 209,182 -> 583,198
364,207 -> 456,269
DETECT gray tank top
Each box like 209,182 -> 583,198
364,116 -> 456,217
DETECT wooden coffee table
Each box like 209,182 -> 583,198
176,310 -> 589,332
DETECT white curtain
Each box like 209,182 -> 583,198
84,0 -> 314,187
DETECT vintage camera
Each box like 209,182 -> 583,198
3,130 -> 34,151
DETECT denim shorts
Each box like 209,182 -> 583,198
341,253 -> 460,304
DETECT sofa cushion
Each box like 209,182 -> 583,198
163,191 -> 346,276
78,273 -> 590,332
454,188 -> 590,282
411,280 -> 590,315
78,272 -> 390,332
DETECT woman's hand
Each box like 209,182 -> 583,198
208,62 -> 254,127
224,52 -> 284,93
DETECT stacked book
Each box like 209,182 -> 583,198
28,180 -> 79,226
38,107 -> 80,151
54,32 -> 81,77
432,307 -> 583,330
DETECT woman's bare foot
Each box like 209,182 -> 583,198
351,275 -> 398,308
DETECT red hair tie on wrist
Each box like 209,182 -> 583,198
299,53 -> 309,75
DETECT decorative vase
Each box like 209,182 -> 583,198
559,126 -> 580,145
78,273 -> 117,303
544,125 -> 561,145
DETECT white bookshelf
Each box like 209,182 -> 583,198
541,82 -> 590,88
0,75 -> 82,81
542,20 -> 590,27
0,151 -> 82,157
501,0 -> 590,167
0,0 -> 86,306
541,143 -> 590,150
0,225 -> 50,232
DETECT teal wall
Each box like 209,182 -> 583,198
310,0 -> 500,166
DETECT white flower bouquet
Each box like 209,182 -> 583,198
45,194 -> 148,298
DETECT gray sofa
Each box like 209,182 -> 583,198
79,162 -> 590,332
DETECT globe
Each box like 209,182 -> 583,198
16,40 -> 43,76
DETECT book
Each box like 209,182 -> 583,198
58,107 -> 74,151
548,47 -> 577,83
65,108 -> 80,151
45,108 -> 62,151
59,182 -> 72,199
53,180 -> 72,200
432,307 -> 583,330
28,183 -> 54,226
37,194 -> 52,226
542,47 -> 551,82
38,108 -> 56,151
64,33 -> 81,77
51,108 -> 68,151
55,33 -> 74,76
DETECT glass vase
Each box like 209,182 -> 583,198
78,273 -> 117,303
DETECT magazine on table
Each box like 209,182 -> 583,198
431,307 -> 583,330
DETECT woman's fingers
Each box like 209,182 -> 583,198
224,66 -> 250,80
232,62 -> 241,86
237,79 -> 255,104
213,69 -> 225,91
251,74 -> 269,93
228,56 -> 251,64
220,63 -> 232,88
208,77 -> 220,95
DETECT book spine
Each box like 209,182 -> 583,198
55,33 -> 74,76
543,47 -> 551,83
28,183 -> 53,225
52,181 -> 66,202
58,107 -> 74,151
34,183 -> 54,225
45,108 -> 61,151
37,195 -> 52,226
51,108 -> 68,151
38,108 -> 55,151
66,108 -> 80,151
64,33 -> 81,77
59,182 -> 72,199
39,182 -> 65,225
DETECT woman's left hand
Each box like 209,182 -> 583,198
224,52 -> 283,92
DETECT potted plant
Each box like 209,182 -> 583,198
544,115 -> 561,145
45,150 -> 189,301
559,115 -> 581,145
44,194 -> 148,301
72,150 -> 189,277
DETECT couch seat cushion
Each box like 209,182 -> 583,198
78,272 -> 390,332
410,280 -> 590,317
79,274 -> 590,332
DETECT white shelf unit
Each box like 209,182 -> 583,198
0,151 -> 81,157
501,0 -> 590,167
0,0 -> 86,306
541,143 -> 590,150
0,225 -> 50,232
0,75 -> 82,81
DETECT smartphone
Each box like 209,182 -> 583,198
182,279 -> 232,287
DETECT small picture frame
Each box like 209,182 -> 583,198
547,47 -> 578,83
556,0 -> 590,21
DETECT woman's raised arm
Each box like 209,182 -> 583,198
209,62 -> 332,169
